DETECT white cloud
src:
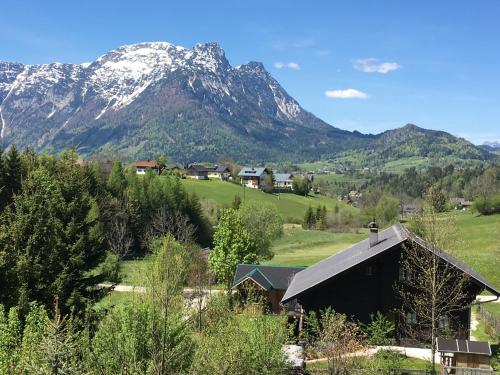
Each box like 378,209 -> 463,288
353,58 -> 401,74
274,61 -> 300,70
325,89 -> 369,99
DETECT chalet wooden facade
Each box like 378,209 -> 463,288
281,223 -> 499,344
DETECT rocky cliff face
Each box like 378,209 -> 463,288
0,42 -> 492,163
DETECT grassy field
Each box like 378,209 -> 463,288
180,179 -> 349,222
118,211 -> 499,290
448,211 -> 500,290
305,356 -> 429,371
266,225 -> 368,266
119,256 -> 153,286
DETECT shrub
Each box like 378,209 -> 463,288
363,311 -> 396,346
191,314 -> 290,375
473,193 -> 500,215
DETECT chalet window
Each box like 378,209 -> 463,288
406,312 -> 417,325
365,265 -> 374,276
439,315 -> 449,329
399,267 -> 412,282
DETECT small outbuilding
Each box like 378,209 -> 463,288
437,337 -> 492,374
233,264 -> 305,314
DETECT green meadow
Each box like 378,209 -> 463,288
180,178 -> 350,222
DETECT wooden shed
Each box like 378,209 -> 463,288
437,337 -> 492,374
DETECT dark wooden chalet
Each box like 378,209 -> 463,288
281,223 -> 499,343
233,264 -> 305,313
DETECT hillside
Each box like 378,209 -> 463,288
180,179 -> 351,222
0,42 -> 495,165
335,124 -> 495,169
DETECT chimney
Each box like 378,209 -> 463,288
369,221 -> 378,247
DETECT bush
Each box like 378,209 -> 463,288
100,253 -> 121,283
363,311 -> 396,346
191,314 -> 290,375
473,193 -> 500,215
370,349 -> 404,371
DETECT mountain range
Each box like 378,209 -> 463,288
0,41 -> 496,164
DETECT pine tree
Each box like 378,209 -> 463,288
4,145 -> 22,203
107,160 -> 127,196
303,206 -> 315,230
0,164 -> 105,314
0,145 -> 5,211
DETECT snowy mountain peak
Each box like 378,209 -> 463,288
0,40 -> 309,149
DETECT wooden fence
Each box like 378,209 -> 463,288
478,305 -> 500,341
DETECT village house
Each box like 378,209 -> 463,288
207,165 -> 231,180
135,159 -> 163,175
274,173 -> 295,191
238,167 -> 270,189
281,223 -> 499,344
186,164 -> 210,180
232,264 -> 305,314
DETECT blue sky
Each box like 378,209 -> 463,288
1,0 -> 499,144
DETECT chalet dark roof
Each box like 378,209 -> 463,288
188,164 -> 211,173
213,166 -> 230,173
282,223 -> 499,303
233,264 -> 305,291
436,338 -> 491,356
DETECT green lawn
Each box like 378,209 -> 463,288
180,179 -> 349,222
305,356 -> 429,371
483,303 -> 500,317
119,256 -> 152,286
95,291 -> 140,310
266,225 -> 368,266
448,211 -> 500,290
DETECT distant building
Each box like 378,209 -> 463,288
238,167 -> 270,189
208,166 -> 231,180
274,173 -> 294,191
452,197 -> 473,210
135,160 -> 163,175
186,164 -> 210,180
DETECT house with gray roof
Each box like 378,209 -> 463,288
238,167 -> 270,189
274,173 -> 295,191
207,165 -> 231,180
281,223 -> 499,343
233,264 -> 305,313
